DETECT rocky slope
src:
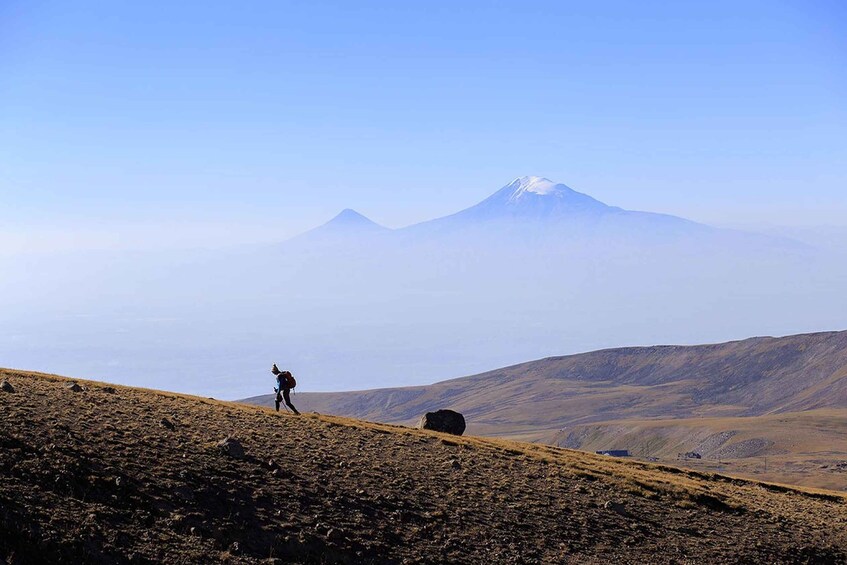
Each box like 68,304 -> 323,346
2,368 -> 847,563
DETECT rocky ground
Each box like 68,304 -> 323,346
2,369 -> 847,564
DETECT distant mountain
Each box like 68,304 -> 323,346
287,177 -> 792,248
286,208 -> 389,247
396,176 -> 714,242
450,176 -> 616,219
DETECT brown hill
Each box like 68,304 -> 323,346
2,369 -> 847,564
243,330 -> 847,490
247,331 -> 847,430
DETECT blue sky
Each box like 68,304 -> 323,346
2,0 -> 846,249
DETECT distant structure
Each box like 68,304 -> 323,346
595,450 -> 630,457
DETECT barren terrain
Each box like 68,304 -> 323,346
2,369 -> 847,563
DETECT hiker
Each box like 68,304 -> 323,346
272,363 -> 299,414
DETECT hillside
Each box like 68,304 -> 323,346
246,331 -> 847,431
244,331 -> 847,489
3,369 -> 847,563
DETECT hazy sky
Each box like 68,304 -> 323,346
2,0 -> 846,251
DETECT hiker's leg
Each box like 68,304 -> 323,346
275,391 -> 281,412
283,389 -> 299,414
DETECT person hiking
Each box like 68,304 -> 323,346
272,363 -> 299,414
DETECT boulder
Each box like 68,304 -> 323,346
0,380 -> 14,393
418,409 -> 466,436
217,437 -> 245,459
65,382 -> 83,392
603,501 -> 628,516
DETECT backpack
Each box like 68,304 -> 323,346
281,371 -> 296,390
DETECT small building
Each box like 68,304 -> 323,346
595,449 -> 630,457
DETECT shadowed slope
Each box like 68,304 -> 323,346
2,369 -> 846,563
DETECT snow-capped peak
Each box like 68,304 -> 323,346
506,176 -> 564,201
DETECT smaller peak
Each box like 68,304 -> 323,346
321,208 -> 388,232
332,208 -> 369,222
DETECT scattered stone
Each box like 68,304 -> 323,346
418,409 -> 466,436
101,386 -> 116,394
0,380 -> 14,393
65,382 -> 83,392
159,418 -> 175,430
266,458 -> 279,470
217,437 -> 245,459
604,501 -> 627,515
326,528 -> 345,543
228,541 -> 240,554
449,458 -> 461,470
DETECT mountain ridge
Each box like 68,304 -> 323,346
246,330 -> 847,421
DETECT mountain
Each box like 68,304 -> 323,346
288,176 -> 791,249
3,369 -> 846,563
446,175 -> 617,220
287,208 -> 389,246
396,175 -> 718,244
243,330 -> 847,490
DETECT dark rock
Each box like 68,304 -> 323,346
604,501 -> 627,515
0,380 -> 14,393
418,409 -> 466,436
217,437 -> 245,459
65,382 -> 83,392
159,418 -> 175,430
101,386 -> 116,394
326,528 -> 345,543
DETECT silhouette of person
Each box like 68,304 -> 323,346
272,363 -> 299,414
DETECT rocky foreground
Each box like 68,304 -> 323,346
1,369 -> 846,564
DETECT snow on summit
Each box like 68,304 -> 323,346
506,176 -> 561,199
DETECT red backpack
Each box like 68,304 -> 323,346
281,371 -> 296,390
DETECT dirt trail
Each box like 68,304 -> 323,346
1,369 -> 846,564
